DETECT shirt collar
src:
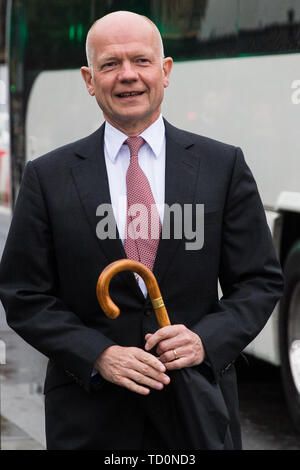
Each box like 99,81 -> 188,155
104,114 -> 165,163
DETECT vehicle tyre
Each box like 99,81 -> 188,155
280,241 -> 300,432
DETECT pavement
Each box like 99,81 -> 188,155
0,330 -> 47,450
1,416 -> 44,450
0,208 -> 47,450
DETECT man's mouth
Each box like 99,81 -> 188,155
116,91 -> 145,98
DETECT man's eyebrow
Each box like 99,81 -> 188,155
98,51 -> 153,62
99,56 -> 119,62
134,53 -> 152,58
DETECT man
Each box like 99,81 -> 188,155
0,11 -> 283,450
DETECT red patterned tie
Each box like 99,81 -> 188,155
124,136 -> 161,271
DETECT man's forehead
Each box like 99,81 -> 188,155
92,24 -> 155,48
86,14 -> 163,64
95,41 -> 155,59
91,29 -> 159,59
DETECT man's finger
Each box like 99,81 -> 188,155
127,369 -> 167,390
137,350 -> 166,372
144,325 -> 181,351
159,346 -> 185,364
164,357 -> 189,370
155,336 -> 187,356
121,377 -> 150,395
133,359 -> 170,385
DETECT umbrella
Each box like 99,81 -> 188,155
96,259 -> 232,449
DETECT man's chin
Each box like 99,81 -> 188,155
111,111 -> 154,125
104,108 -> 160,133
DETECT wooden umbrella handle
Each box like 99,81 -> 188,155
96,259 -> 171,328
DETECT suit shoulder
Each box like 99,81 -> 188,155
166,120 -> 237,154
164,120 -> 245,178
190,131 -> 236,153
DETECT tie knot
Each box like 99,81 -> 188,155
125,136 -> 145,157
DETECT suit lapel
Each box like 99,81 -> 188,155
153,120 -> 201,288
71,124 -> 144,301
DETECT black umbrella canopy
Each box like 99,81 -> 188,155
97,259 -> 233,450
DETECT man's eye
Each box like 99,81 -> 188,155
137,58 -> 149,63
103,62 -> 117,68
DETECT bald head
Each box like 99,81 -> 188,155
81,10 -> 173,136
85,11 -> 164,68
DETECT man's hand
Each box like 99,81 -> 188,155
145,324 -> 205,370
94,345 -> 170,395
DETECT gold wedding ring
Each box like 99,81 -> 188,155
173,349 -> 179,360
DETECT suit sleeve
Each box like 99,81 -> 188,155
0,161 -> 115,392
192,147 -> 284,383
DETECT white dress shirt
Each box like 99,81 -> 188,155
104,114 -> 166,296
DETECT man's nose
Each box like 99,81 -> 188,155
118,62 -> 138,82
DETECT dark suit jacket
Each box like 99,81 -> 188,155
0,119 -> 283,449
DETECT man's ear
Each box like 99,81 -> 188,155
81,66 -> 95,96
162,57 -> 173,89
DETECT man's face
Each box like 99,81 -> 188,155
81,20 -> 173,131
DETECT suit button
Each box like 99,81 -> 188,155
144,309 -> 152,316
